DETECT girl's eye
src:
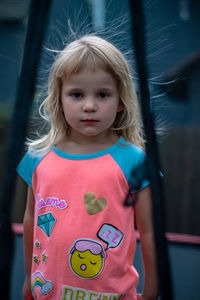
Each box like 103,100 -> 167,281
71,92 -> 83,99
98,92 -> 109,99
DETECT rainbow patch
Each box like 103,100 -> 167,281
31,271 -> 53,297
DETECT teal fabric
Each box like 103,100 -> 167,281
17,151 -> 45,187
17,137 -> 149,192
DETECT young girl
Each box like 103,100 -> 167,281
17,35 -> 158,300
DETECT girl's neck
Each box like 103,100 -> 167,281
56,131 -> 119,155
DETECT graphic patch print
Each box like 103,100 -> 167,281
69,239 -> 106,279
31,271 -> 53,297
69,224 -> 124,279
61,285 -> 126,300
36,194 -> 68,210
97,224 -> 124,250
84,192 -> 107,215
37,212 -> 56,237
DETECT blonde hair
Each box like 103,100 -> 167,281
28,35 -> 144,153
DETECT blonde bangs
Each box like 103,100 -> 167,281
54,41 -> 115,81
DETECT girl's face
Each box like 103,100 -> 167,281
61,69 -> 123,141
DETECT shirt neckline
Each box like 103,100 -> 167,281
52,137 -> 124,160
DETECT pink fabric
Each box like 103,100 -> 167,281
31,151 -> 138,299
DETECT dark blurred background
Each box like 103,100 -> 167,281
0,0 -> 200,299
1,0 -> 199,236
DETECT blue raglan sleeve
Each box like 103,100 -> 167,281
17,152 -> 34,186
128,146 -> 149,193
17,151 -> 44,187
112,139 -> 150,193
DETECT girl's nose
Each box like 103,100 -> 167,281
83,98 -> 97,112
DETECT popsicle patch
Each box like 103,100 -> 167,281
84,192 -> 107,215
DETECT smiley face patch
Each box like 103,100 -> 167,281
69,239 -> 106,279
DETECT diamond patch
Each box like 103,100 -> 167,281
37,212 -> 56,237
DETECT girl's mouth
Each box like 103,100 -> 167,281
81,119 -> 99,124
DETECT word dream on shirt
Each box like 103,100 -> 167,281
61,285 -> 125,300
35,194 -> 68,210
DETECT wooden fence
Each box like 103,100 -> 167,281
159,126 -> 200,236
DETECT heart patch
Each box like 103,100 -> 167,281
84,192 -> 107,215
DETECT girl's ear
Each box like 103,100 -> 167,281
117,100 -> 124,112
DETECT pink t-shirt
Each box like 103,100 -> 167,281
17,137 -> 149,300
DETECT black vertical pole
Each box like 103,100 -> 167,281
129,1 -> 173,299
0,0 -> 51,299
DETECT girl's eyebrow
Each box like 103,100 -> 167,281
64,87 -> 83,92
64,86 -> 115,92
98,87 -> 114,90
95,87 -> 116,92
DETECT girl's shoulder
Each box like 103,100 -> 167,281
17,150 -> 49,186
114,137 -> 146,159
112,137 -> 149,192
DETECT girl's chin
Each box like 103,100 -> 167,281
77,129 -> 103,137
69,128 -> 114,140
